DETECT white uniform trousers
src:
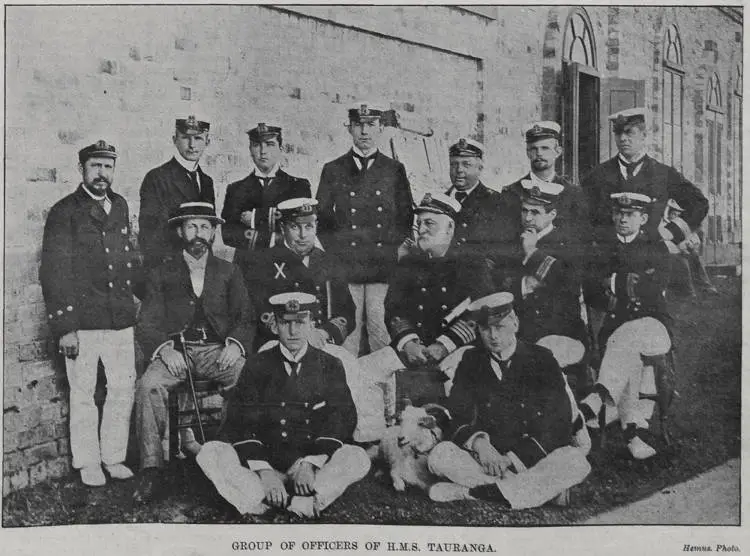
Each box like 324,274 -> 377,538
64,327 -> 136,469
597,317 -> 671,428
343,283 -> 391,355
196,441 -> 370,516
427,441 -> 591,510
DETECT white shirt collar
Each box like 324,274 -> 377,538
450,181 -> 480,198
488,338 -> 517,379
174,152 -> 200,172
182,249 -> 209,268
252,163 -> 280,179
617,153 -> 646,167
352,146 -> 378,158
529,171 -> 556,184
617,233 -> 638,244
279,342 -> 308,364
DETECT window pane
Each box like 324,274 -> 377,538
707,119 -> 715,191
674,124 -> 683,170
571,40 -> 587,64
664,72 -> 673,125
664,123 -> 673,166
717,122 -> 723,194
707,216 -> 716,242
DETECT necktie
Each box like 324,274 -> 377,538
97,197 -> 109,214
258,176 -> 272,188
621,159 -> 641,180
284,358 -> 301,379
455,191 -> 468,204
353,153 -> 373,173
188,171 -> 200,194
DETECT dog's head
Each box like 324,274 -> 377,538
395,403 -> 452,455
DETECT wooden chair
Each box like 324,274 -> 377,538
167,380 -> 223,459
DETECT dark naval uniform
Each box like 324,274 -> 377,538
384,249 -> 494,352
316,150 -> 413,283
41,184 -> 140,336
241,244 -> 355,347
448,342 -> 572,467
449,182 -> 516,259
221,170 -> 312,251
582,155 -> 708,241
138,157 -> 215,268
220,344 -> 358,471
501,174 -> 591,245
509,227 -> 587,346
585,229 -> 672,347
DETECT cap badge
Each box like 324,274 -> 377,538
95,140 -> 108,149
285,299 -> 300,313
422,193 -> 433,205
530,186 -> 541,197
532,125 -> 542,134
620,196 -> 632,206
257,123 -> 268,133
186,115 -> 197,127
301,203 -> 312,212
458,138 -> 467,149
359,104 -> 368,116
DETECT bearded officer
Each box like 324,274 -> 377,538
316,102 -> 414,356
40,140 -> 140,486
240,197 -> 354,349
139,113 -> 215,269
221,123 -> 312,254
427,293 -> 591,508
133,202 -> 255,502
196,292 -> 370,521
501,121 -> 590,245
581,108 -> 708,242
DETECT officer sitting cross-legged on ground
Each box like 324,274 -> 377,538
133,202 -> 255,502
427,293 -> 592,509
196,292 -> 370,521
580,192 -> 672,460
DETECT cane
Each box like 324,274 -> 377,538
179,330 -> 207,444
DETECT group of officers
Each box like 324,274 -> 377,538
40,101 -> 710,519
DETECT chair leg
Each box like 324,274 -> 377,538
168,391 -> 179,460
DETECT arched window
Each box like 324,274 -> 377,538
706,72 -> 725,244
563,9 -> 596,67
662,25 -> 684,169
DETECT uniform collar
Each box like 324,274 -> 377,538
536,223 -> 555,240
252,163 -> 280,179
617,153 -> 646,167
617,232 -> 639,244
450,181 -> 481,198
279,342 -> 308,364
173,152 -> 200,172
352,146 -> 379,159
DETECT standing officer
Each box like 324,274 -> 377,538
582,108 -> 708,242
133,202 -> 255,502
221,123 -> 312,254
316,102 -> 414,356
502,121 -> 590,245
446,138 -> 515,259
40,140 -> 140,487
240,197 -> 354,349
139,113 -> 215,269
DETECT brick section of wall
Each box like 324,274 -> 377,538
3,5 -> 742,493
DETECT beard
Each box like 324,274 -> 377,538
184,237 -> 211,256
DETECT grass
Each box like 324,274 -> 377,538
2,276 -> 741,527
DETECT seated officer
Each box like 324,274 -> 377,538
427,293 -> 591,508
241,198 -> 354,349
221,123 -> 312,254
133,202 -> 255,501
384,192 -> 493,367
196,292 -> 370,520
511,179 -> 587,368
580,192 -> 672,459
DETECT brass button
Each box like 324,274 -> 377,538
441,287 -> 447,292
441,305 -> 447,310
351,208 -> 356,214
126,279 -> 131,285
350,191 -> 356,197
351,241 -> 357,247
126,262 -> 132,268
315,285 -> 321,290
67,306 -> 73,312
124,246 -> 129,252
418,305 -> 423,311
280,402 -> 286,407
102,231 -> 106,237
108,282 -> 114,288
376,190 -> 381,196
305,419 -> 310,425
377,206 -> 383,212
294,282 -> 299,288
280,419 -> 287,425
421,287 -> 426,293
351,225 -> 357,230
376,242 -> 382,248
281,431 -> 288,438
376,223 -> 382,229
56,310 -> 63,316
417,322 -> 423,327
108,264 -> 113,270
105,248 -> 110,253
462,223 -> 468,228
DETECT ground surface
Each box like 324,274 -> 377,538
2,275 -> 741,527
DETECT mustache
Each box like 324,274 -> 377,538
186,237 -> 211,248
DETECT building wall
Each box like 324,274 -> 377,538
3,5 -> 741,493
